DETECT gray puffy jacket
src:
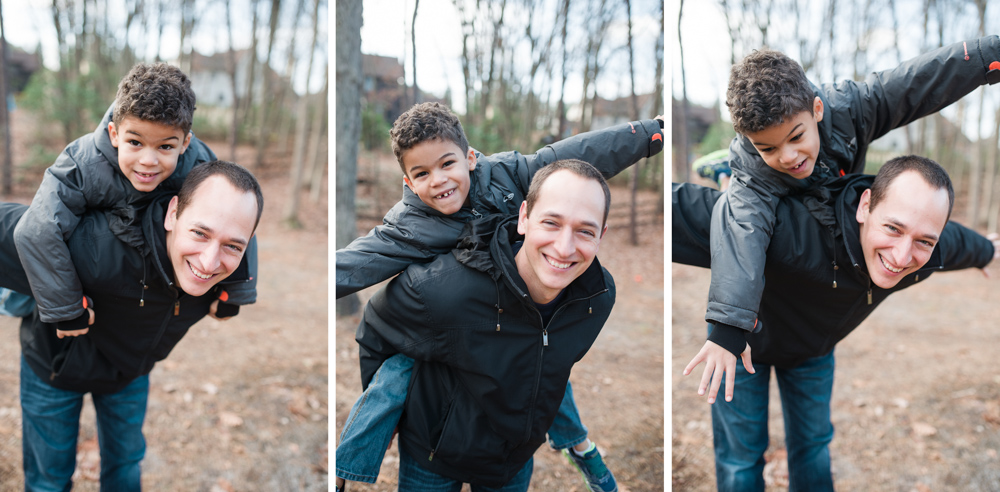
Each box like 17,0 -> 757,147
708,36 -> 1000,332
13,104 -> 257,327
336,118 -> 663,298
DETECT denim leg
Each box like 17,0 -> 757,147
472,457 -> 533,492
0,287 -> 34,317
92,375 -> 149,492
336,353 -> 413,483
20,356 -> 83,492
775,351 -> 836,492
711,361 -> 771,492
397,447 -> 463,492
546,381 -> 588,450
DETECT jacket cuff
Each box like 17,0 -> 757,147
55,310 -> 90,332
707,322 -> 748,357
215,302 -> 240,318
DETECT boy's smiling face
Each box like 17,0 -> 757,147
109,116 -> 192,192
401,138 -> 477,215
744,96 -> 824,179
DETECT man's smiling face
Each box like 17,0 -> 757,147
164,175 -> 258,296
856,170 -> 950,289
514,169 -> 607,304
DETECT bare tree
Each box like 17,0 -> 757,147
283,0 -> 321,227
0,0 -> 11,196
412,0 -> 420,105
624,0 -> 640,246
252,0 -> 283,168
675,0 -> 690,184
308,62 -> 328,203
225,0 -> 240,161
336,0 -> 362,315
556,0 -> 570,138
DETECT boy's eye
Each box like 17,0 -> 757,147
758,146 -> 775,154
414,171 -> 428,179
128,139 -> 142,147
441,160 -> 455,168
790,132 -> 804,142
159,144 -> 175,150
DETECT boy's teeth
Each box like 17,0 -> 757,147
436,189 -> 454,199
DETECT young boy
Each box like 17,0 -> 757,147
678,34 -> 1000,492
336,102 -> 663,491
12,62 -> 252,335
686,36 -> 1000,406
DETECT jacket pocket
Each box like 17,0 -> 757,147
427,391 -> 510,468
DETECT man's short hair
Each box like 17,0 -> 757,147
525,159 -> 611,228
870,155 -> 955,220
113,63 -> 196,134
177,160 -> 264,232
726,49 -> 815,135
389,102 -> 469,173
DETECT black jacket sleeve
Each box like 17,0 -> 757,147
936,220 -> 996,272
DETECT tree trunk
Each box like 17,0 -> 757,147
253,0 -> 283,168
411,0 -> 420,105
308,63 -> 329,203
336,0 -> 362,315
0,0 -> 11,196
557,0 -> 570,138
624,0 -> 639,246
225,1 -> 240,161
276,0 -> 308,155
675,0 -> 690,183
283,0 -> 320,227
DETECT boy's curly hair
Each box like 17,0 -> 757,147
726,49 -> 815,135
114,63 -> 196,134
390,102 -> 469,174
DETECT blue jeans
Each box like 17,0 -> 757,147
0,287 -> 34,317
712,351 -> 836,492
336,354 -> 588,483
398,448 -> 532,492
20,356 -> 149,492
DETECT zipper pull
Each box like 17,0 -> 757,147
542,329 -> 548,347
428,450 -> 435,461
174,301 -> 180,316
867,289 -> 872,305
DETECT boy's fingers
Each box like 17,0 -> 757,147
725,360 -> 736,402
707,363 -> 725,404
683,352 -> 704,375
697,363 -> 713,396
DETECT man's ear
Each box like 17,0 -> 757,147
467,148 -> 478,171
108,122 -> 119,148
517,201 -> 529,235
813,96 -> 825,123
165,196 -> 180,232
599,224 -> 609,239
856,189 -> 871,224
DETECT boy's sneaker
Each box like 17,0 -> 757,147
692,149 -> 732,188
563,443 -> 618,492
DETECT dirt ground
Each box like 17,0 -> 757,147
672,260 -> 1000,491
0,113 -> 329,491
334,152 -> 665,491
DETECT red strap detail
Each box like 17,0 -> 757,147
651,133 -> 663,143
82,297 -> 89,309
990,61 -> 1000,71
219,290 -> 229,302
839,169 -> 846,177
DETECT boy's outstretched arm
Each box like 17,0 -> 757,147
517,118 -> 664,184
336,193 -> 466,299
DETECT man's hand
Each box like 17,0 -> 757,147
683,340 -> 754,404
981,233 -> 1000,279
56,308 -> 94,339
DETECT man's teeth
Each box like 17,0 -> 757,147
435,189 -> 455,199
190,263 -> 214,279
879,254 -> 903,273
546,257 -> 571,269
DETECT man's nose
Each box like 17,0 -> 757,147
200,243 -> 222,272
552,228 -> 575,257
892,241 -> 913,266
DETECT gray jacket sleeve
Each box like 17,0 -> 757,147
336,194 -> 467,299
13,148 -> 115,324
706,35 -> 1000,332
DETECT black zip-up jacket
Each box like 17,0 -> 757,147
674,175 -> 994,368
355,215 -> 616,486
13,103 -> 257,330
336,118 -> 662,298
708,36 -> 1000,334
1,192 -> 253,394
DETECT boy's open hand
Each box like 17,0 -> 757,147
683,340 -> 754,403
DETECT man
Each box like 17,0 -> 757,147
2,160 -> 262,490
674,155 -> 999,491
355,159 -> 616,490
